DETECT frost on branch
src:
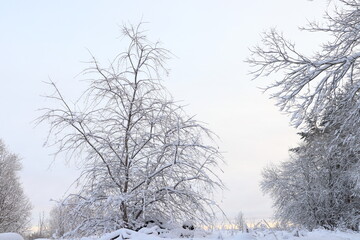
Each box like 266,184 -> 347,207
248,1 -> 360,127
39,24 -> 224,237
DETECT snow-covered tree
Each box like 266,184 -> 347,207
39,24 -> 224,237
250,0 -> 360,230
47,202 -> 77,238
0,139 -> 32,233
261,111 -> 360,230
234,211 -> 246,232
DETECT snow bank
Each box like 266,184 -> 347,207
0,233 -> 24,240
32,228 -> 360,240
227,229 -> 360,240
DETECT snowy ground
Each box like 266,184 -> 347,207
31,228 -> 360,240
0,232 -> 25,240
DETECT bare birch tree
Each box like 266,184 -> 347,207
39,24 -> 224,237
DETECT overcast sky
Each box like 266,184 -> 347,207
0,0 -> 331,226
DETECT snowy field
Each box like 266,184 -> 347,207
25,228 -> 360,240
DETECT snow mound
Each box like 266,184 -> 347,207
99,229 -> 159,240
0,233 -> 24,240
88,228 -> 360,240
236,229 -> 360,240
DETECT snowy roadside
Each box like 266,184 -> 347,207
31,228 -> 360,240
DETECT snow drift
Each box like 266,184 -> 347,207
0,233 -> 24,240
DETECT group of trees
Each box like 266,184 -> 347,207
249,0 -> 360,231
6,0 -> 360,235
0,140 -> 31,233
38,24 -> 224,237
26,206 -> 73,239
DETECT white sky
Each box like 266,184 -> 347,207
0,0 -> 331,226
